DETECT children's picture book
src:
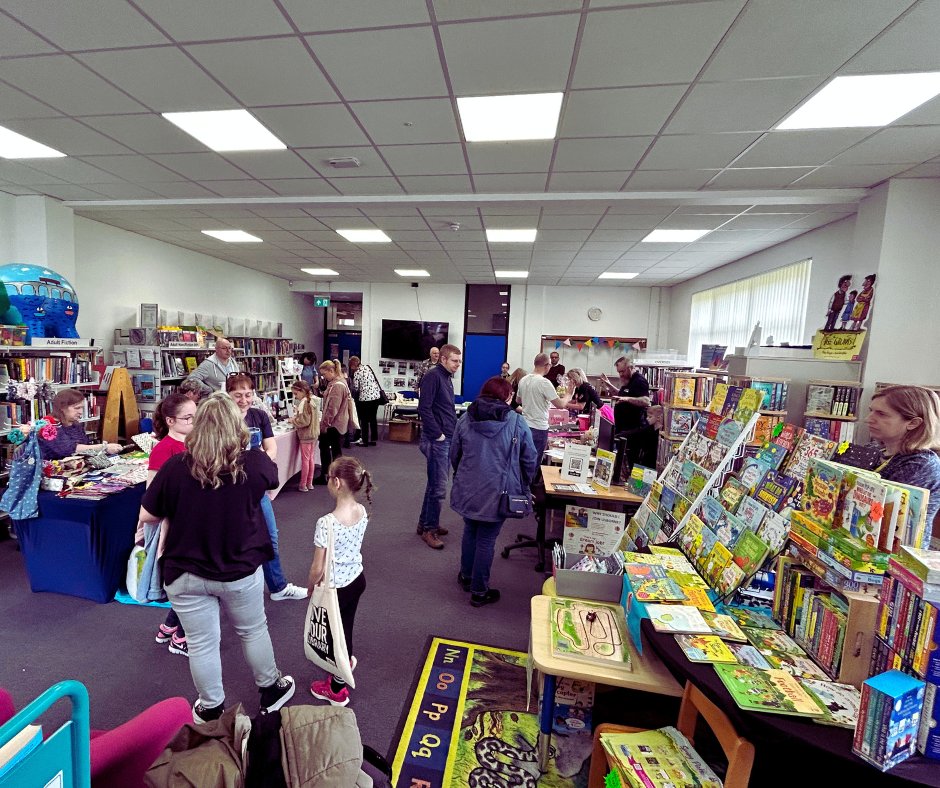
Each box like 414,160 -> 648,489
755,441 -> 788,470
702,541 -> 733,584
840,473 -> 888,549
801,458 -> 844,526
718,475 -> 748,514
806,384 -> 835,414
696,527 -> 718,569
743,626 -> 805,655
715,417 -> 744,447
699,495 -> 728,530
708,383 -> 729,414
624,563 -> 687,603
726,605 -> 781,630
672,376 -> 697,407
672,493 -> 694,523
550,597 -> 632,669
798,679 -> 861,729
732,530 -> 771,575
563,506 -> 625,556
834,442 -> 884,471
667,408 -> 694,437
599,726 -> 723,788
762,652 -> 829,681
552,678 -> 594,735
715,510 -> 747,548
732,387 -> 764,425
752,469 -> 798,512
727,643 -> 772,669
628,464 -> 657,498
783,432 -> 837,483
738,457 -> 772,494
675,634 -> 738,663
716,562 -> 746,596
183,356 -> 198,373
701,611 -> 748,642
736,495 -> 769,533
757,510 -> 791,553
592,448 -> 616,490
714,665 -> 824,717
678,586 -> 715,612
560,441 -> 592,483
645,604 -> 711,634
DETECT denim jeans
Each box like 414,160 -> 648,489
530,428 -> 548,464
418,436 -> 450,531
165,567 -> 279,709
259,495 -> 288,593
460,517 -> 505,594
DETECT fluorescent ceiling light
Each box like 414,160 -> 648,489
162,109 -> 285,151
641,229 -> 711,243
777,72 -> 940,129
0,125 -> 65,158
202,230 -> 262,243
495,270 -> 529,278
499,291 -> 508,295
337,229 -> 392,243
598,272 -> 639,280
486,229 -> 537,243
301,267 -> 338,276
395,269 -> 430,277
458,93 -> 563,142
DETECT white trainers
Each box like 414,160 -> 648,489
270,583 -> 308,601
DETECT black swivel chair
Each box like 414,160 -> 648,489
500,467 -> 554,572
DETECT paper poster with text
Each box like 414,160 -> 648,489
564,505 -> 626,556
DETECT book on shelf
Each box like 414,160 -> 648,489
549,597 -> 632,670
665,407 -> 695,437
714,664 -> 825,717
748,379 -> 788,412
806,381 -> 862,418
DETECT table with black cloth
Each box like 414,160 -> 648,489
641,617 -> 940,786
13,485 -> 144,603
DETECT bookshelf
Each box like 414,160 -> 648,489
656,371 -> 717,472
804,379 -> 864,443
728,375 -> 790,446
227,336 -> 296,396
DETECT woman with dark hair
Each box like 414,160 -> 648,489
868,385 -> 940,547
300,351 -> 319,389
140,393 -> 294,723
37,388 -> 122,460
351,355 -> 384,447
449,376 -> 538,607
508,367 -> 527,412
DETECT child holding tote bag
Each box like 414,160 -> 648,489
305,457 -> 373,706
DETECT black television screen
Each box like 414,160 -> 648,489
381,320 -> 449,361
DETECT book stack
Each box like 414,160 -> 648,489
853,670 -> 925,771
598,726 -> 723,788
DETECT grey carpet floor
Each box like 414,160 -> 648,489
0,440 -> 548,758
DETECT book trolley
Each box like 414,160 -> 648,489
0,680 -> 91,787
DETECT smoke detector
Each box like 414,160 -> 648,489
328,156 -> 361,169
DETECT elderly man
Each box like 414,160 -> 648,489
185,337 -> 240,395
601,356 -> 651,433
414,346 -> 441,391
518,353 -> 575,462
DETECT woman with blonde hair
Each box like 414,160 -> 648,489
565,367 -> 604,414
140,392 -> 294,723
313,360 -> 351,484
868,385 -> 940,547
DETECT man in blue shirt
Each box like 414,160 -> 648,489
416,344 -> 462,549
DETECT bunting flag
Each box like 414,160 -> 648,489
577,343 -> 584,351
554,340 -> 562,349
592,337 -> 600,345
563,338 -> 572,347
607,339 -> 616,348
584,339 -> 593,348
632,341 -> 642,351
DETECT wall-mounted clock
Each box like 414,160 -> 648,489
587,306 -> 603,322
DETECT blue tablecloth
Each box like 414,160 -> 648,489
13,485 -> 145,603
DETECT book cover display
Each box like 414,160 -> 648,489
714,664 -> 825,717
674,634 -> 738,663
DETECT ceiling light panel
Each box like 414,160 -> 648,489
486,229 -> 538,243
642,229 -> 712,243
457,93 -> 563,142
494,270 -> 529,278
778,73 -> 940,129
0,125 -> 66,158
394,269 -> 430,277
202,230 -> 263,242
162,110 -> 286,151
337,229 -> 393,243
598,272 -> 640,280
301,268 -> 339,275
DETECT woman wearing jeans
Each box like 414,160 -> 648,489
351,356 -> 383,446
140,393 -> 295,723
449,376 -> 538,607
313,360 -> 350,485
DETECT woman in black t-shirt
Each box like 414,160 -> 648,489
140,393 -> 295,724
565,368 -> 604,414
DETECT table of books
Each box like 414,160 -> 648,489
13,485 -> 144,603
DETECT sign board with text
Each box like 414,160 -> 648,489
314,296 -> 330,308
812,330 -> 866,360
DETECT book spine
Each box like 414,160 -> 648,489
854,683 -> 873,753
878,575 -> 894,638
916,605 -> 937,676
892,585 -> 911,651
905,598 -> 925,663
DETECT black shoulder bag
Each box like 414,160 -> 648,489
498,418 -> 533,519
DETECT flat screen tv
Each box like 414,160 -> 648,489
381,320 -> 449,361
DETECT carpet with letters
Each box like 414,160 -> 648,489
391,636 -> 591,787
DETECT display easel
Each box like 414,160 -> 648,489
101,367 -> 140,441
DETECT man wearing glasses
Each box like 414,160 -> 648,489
185,338 -> 240,395
416,344 -> 461,549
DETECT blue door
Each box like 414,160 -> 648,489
461,334 -> 507,403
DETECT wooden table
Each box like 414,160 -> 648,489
542,464 -> 644,504
530,594 -> 683,768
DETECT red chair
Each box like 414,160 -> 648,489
0,687 -> 191,788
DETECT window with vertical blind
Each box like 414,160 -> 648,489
688,259 -> 812,364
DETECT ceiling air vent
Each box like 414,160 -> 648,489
328,156 -> 361,169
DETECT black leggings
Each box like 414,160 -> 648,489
356,400 -> 381,444
318,427 -> 342,474
332,572 -> 366,689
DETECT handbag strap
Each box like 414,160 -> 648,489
325,516 -> 337,587
367,365 -> 385,394
500,416 -> 521,495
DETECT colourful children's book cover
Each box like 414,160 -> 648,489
783,432 -> 838,484
659,485 -> 677,518
668,408 -> 694,437
716,562 -> 746,596
755,441 -> 788,470
743,626 -> 804,655
696,527 -> 718,569
726,605 -> 781,631
728,643 -> 772,669
840,473 -> 888,549
799,679 -> 861,729
732,387 -> 764,425
732,530 -> 771,575
667,568 -> 710,594
708,383 -> 728,414
648,481 -> 664,512
703,541 -> 734,584
675,634 -> 738,663
752,470 -> 798,513
718,385 -> 742,417
699,411 -> 724,440
801,458 -> 844,527
672,376 -> 697,407
718,475 -> 748,514
628,464 -> 658,498
625,563 -> 687,603
715,510 -> 747,548
679,587 -> 716,613
736,495 -> 769,533
699,495 -> 728,530
714,665 -> 824,717
701,611 -> 748,642
738,457 -> 773,494
646,604 -> 711,634
677,513 -> 703,556
757,510 -> 791,553
763,652 -> 829,681
672,493 -> 694,523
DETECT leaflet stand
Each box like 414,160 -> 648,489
0,679 -> 91,787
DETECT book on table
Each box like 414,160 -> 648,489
714,664 -> 825,717
674,634 -> 738,663
645,603 -> 711,634
798,678 -> 861,729
549,597 -> 632,670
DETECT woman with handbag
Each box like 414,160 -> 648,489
449,376 -> 538,607
351,356 -> 386,447
313,360 -> 350,485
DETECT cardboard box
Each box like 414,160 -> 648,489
554,551 -> 624,603
387,419 -> 417,442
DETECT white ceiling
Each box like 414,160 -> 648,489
1,0 -> 939,285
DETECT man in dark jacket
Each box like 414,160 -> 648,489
416,344 -> 462,549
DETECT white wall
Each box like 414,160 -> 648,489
73,216 -> 320,352
667,216 -> 858,355
0,193 -> 15,263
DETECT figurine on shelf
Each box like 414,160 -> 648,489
0,263 -> 80,342
839,289 -> 858,329
824,274 -> 852,331
850,274 -> 876,330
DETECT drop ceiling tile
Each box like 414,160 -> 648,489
1,55 -> 147,115
707,167 -> 813,188
539,214 -> 602,230
717,213 -> 799,231
554,137 -> 651,171
1,0 -> 168,49
466,140 -> 554,174
149,181 -> 223,198
842,0 -> 940,74
78,47 -> 234,112
35,184 -> 110,200
24,157 -> 126,184
150,152 -> 252,180
561,86 -> 687,137
307,28 -> 447,101
473,173 -> 548,191
80,114 -> 208,154
536,229 -> 590,242
830,127 -> 940,166
134,0 -> 294,39
364,216 -> 428,230
587,230 -> 648,242
332,176 -> 405,195
296,147 -> 390,177
432,0 -> 581,21
548,172 -> 627,191
0,13 -> 57,55
898,162 -> 940,178
222,151 -> 320,180
440,14 -> 578,95
597,214 -> 670,230
188,39 -> 338,106
0,83 -> 62,120
398,174 -> 474,193
283,0 -> 430,29
664,77 -> 822,134
80,154 -> 188,181
703,0 -> 906,80
380,143 -> 467,176
255,105 -> 369,147
642,133 -> 759,169
349,98 -> 460,145
0,117 -> 132,155
259,178 -> 339,196
790,164 -> 914,188
733,129 -> 877,168
197,180 -> 275,197
625,169 -> 719,189
574,2 -> 745,88
81,182 -> 162,198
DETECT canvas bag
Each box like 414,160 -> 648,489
346,393 -> 360,431
0,428 -> 44,520
303,522 -> 356,688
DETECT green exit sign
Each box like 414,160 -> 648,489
314,296 -> 331,307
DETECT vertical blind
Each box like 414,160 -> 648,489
688,259 -> 812,363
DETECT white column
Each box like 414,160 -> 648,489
11,195 -> 76,281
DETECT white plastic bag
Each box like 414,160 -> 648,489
125,545 -> 147,600
302,523 -> 356,688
